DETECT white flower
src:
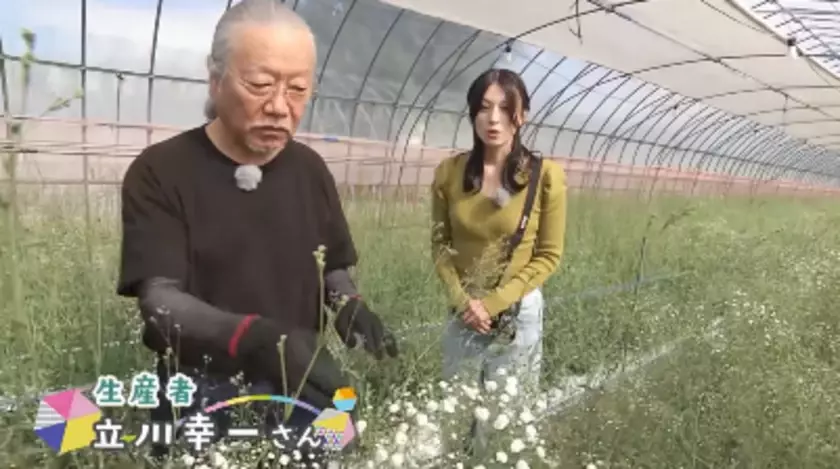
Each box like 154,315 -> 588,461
525,424 -> 538,441
493,413 -> 510,430
520,408 -> 535,423
234,164 -> 262,191
484,380 -> 499,392
405,402 -> 418,418
388,402 -> 400,414
500,393 -> 511,403
586,463 -> 597,469
461,384 -> 480,400
211,451 -> 228,468
426,400 -> 440,412
395,431 -> 409,446
516,460 -> 531,469
505,376 -> 519,396
510,438 -> 526,453
390,453 -> 405,467
474,406 -> 490,422
181,454 -> 196,466
536,446 -> 546,458
278,454 -> 291,466
416,412 -> 429,427
375,447 -> 389,462
443,396 -> 458,413
496,451 -> 509,463
356,419 -> 367,434
473,466 -> 486,469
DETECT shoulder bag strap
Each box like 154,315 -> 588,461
492,155 -> 543,289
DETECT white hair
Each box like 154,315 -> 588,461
204,0 -> 315,120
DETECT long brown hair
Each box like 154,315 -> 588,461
463,68 -> 537,194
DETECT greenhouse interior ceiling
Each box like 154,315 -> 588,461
1,0 -> 840,190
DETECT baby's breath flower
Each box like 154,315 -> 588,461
390,453 -> 405,467
493,413 -> 510,430
510,438 -> 525,453
425,400 -> 439,412
394,431 -> 408,446
474,406 -> 490,422
375,446 -> 389,462
496,451 -> 509,463
525,424 -> 538,442
520,408 -> 535,424
356,419 -> 367,433
443,396 -> 458,413
515,460 -> 531,469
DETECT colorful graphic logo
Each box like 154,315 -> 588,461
34,388 -> 102,454
34,380 -> 357,454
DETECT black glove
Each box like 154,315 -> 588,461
231,316 -> 349,411
334,297 -> 399,360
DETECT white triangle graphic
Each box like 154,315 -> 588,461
34,401 -> 65,430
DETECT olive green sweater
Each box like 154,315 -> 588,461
431,153 -> 567,317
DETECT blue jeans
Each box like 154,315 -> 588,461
441,288 -> 544,453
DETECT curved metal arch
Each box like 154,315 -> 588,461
640,102 -> 719,171
303,0 -> 359,133
638,106 -> 732,196
746,130 -> 818,181
343,8 -> 405,187
585,84 -> 666,191
145,0 -> 165,146
382,18 -> 445,146
567,74 -> 635,159
521,63 -> 601,148
412,30 -> 486,189
547,69 -> 620,156
753,142 -> 822,186
650,107 -> 733,184
589,86 -> 670,164
387,1 -> 650,185
711,126 -> 782,177
516,57 -> 571,146
563,74 -> 636,189
687,123 -> 769,195
683,113 -> 760,178
584,80 -> 651,163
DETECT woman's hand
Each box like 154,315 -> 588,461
462,299 -> 492,334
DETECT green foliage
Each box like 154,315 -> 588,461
0,190 -> 838,467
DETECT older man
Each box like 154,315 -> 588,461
116,0 -> 398,459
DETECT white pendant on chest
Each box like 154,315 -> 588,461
492,186 -> 511,207
234,164 -> 263,192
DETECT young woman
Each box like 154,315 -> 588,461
431,68 -> 567,402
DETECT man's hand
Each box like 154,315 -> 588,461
231,316 -> 348,411
462,299 -> 492,334
334,297 -> 399,360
